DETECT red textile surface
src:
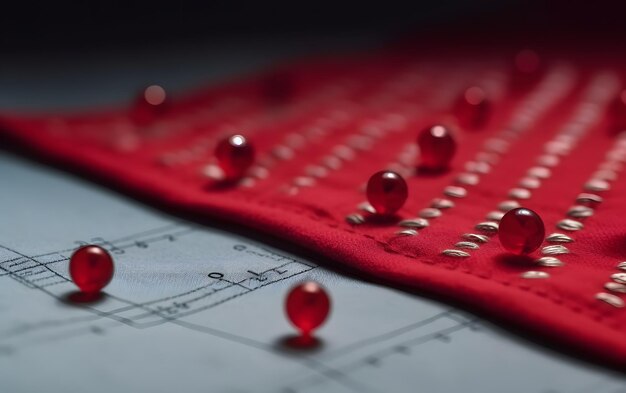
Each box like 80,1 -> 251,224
1,49 -> 626,367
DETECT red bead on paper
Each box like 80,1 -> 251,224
69,245 -> 114,293
417,125 -> 457,171
499,208 -> 545,255
285,281 -> 331,337
215,135 -> 255,180
366,171 -> 408,216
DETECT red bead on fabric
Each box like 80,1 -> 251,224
454,86 -> 491,129
262,70 -> 294,105
499,208 -> 545,255
366,170 -> 408,216
285,281 -> 331,337
69,245 -> 114,293
417,125 -> 457,171
215,134 -> 255,180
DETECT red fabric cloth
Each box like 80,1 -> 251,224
2,49 -> 626,367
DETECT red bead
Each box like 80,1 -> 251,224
417,125 -> 457,171
454,87 -> 491,129
499,208 -> 545,255
69,245 -> 114,293
285,281 -> 331,336
215,134 -> 255,180
366,170 -> 408,216
131,85 -> 169,126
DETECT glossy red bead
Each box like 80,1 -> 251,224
366,170 -> 408,216
285,281 -> 331,336
131,85 -> 169,126
511,49 -> 543,93
417,125 -> 457,171
454,86 -> 491,129
215,134 -> 255,180
499,208 -> 545,255
515,49 -> 541,74
69,245 -> 114,293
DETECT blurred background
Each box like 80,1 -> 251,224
1,0 -> 625,111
